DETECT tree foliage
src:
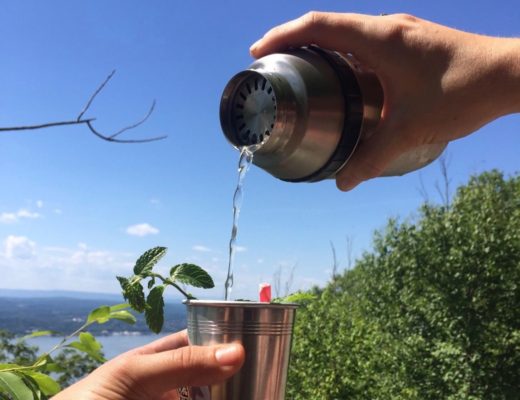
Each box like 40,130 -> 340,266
287,170 -> 520,399
0,303 -> 135,399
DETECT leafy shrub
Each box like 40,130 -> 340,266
287,171 -> 520,399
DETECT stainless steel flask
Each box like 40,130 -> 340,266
220,46 -> 446,182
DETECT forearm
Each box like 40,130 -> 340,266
455,35 -> 520,130
491,37 -> 520,116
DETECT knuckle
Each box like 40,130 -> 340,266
392,13 -> 419,23
171,346 -> 203,369
109,354 -> 137,379
300,11 -> 326,28
380,23 -> 406,43
101,354 -> 144,393
378,14 -> 419,44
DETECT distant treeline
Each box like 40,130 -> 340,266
0,297 -> 186,335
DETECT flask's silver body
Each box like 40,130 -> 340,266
220,47 -> 446,182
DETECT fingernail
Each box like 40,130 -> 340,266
215,344 -> 241,366
249,39 -> 261,54
337,179 -> 355,192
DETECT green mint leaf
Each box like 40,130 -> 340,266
116,276 -> 129,289
0,364 -> 20,371
134,246 -> 167,275
87,306 -> 111,324
0,371 -> 34,400
145,285 -> 165,334
67,332 -> 105,363
19,374 -> 41,400
44,363 -> 65,373
109,303 -> 130,312
277,292 -> 317,304
147,277 -> 156,289
108,310 -> 137,325
169,264 -> 214,289
31,356 -> 48,370
118,278 -> 146,313
18,330 -> 54,341
24,372 -> 60,396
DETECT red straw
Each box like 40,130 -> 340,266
259,283 -> 271,303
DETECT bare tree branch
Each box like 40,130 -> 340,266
273,265 -> 282,299
0,70 -> 166,143
345,235 -> 354,270
417,172 -> 430,203
284,263 -> 296,297
109,100 -> 157,139
272,262 -> 297,298
435,152 -> 452,209
330,241 -> 339,281
85,120 -> 166,143
0,119 -> 94,132
77,70 -> 116,122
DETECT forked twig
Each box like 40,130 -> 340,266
77,70 -> 116,122
0,70 -> 166,143
109,100 -> 157,140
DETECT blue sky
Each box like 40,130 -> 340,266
0,1 -> 518,301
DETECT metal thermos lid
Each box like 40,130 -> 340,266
220,46 -> 372,182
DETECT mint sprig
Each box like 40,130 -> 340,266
117,246 -> 215,333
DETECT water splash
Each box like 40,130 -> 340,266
224,145 -> 258,300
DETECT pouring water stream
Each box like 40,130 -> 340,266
224,145 -> 260,300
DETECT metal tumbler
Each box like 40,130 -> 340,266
178,300 -> 297,400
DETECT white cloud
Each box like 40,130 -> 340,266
0,213 -> 17,224
126,223 -> 159,237
17,209 -> 40,219
234,246 -> 247,253
36,200 -> 44,208
69,243 -> 116,266
4,235 -> 36,259
193,245 -> 211,253
0,209 -> 40,224
54,209 -> 62,215
0,240 -> 137,293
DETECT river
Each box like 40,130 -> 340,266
28,334 -> 169,360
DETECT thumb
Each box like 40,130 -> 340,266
125,343 -> 245,396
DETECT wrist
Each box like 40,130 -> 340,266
490,37 -> 520,115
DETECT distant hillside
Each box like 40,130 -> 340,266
0,296 -> 186,335
0,288 -> 124,301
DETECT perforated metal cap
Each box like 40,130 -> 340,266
220,71 -> 277,147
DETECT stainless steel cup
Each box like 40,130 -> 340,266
179,300 -> 297,400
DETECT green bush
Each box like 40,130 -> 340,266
287,170 -> 520,400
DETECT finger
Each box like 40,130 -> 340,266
158,389 -> 181,400
130,330 -> 189,355
250,12 -> 381,64
126,343 -> 245,394
336,127 -> 404,191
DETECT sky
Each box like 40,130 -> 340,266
0,0 -> 519,301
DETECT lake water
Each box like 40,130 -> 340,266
28,334 -> 168,360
